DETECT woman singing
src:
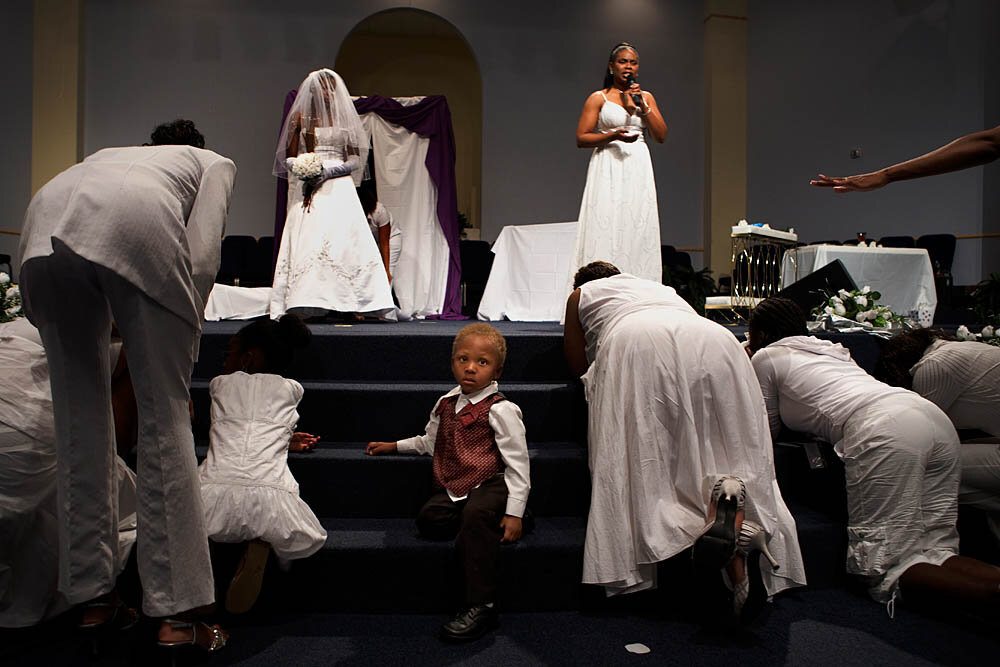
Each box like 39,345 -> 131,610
569,42 -> 667,283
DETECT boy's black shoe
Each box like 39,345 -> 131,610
439,604 -> 498,642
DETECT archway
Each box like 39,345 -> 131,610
336,8 -> 483,236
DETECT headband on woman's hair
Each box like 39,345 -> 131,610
609,42 -> 639,60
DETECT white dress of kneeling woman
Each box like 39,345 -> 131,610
270,68 -> 394,320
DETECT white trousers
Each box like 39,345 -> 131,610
20,242 -> 215,616
838,393 -> 961,603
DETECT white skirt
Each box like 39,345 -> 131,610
271,170 -> 394,318
201,481 -> 327,561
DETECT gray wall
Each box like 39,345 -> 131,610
983,0 -> 999,280
0,1 -> 33,279
80,0 -> 705,251
9,1 -> 995,284
748,0 -> 990,286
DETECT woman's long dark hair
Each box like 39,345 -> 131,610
874,328 -> 954,389
603,42 -> 638,89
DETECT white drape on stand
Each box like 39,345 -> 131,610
359,112 -> 449,321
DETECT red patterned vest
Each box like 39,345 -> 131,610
432,392 -> 507,497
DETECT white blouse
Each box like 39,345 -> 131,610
751,336 -> 911,444
911,339 -> 1000,436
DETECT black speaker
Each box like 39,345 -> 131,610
775,259 -> 857,314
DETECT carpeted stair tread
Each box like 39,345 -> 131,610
191,379 -> 578,391
316,515 -> 586,551
196,320 -> 572,382
262,516 -> 588,612
194,442 -> 592,517
190,380 -> 587,443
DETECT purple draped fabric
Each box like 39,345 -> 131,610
272,92 -> 464,319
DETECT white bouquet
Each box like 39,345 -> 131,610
287,153 -> 324,181
812,285 -> 905,328
1,272 -> 23,323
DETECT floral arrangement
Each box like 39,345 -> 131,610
812,286 -> 905,328
287,153 -> 323,181
1,272 -> 23,323
287,153 -> 325,211
956,324 -> 1000,347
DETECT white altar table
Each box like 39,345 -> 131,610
477,221 -> 579,322
781,245 -> 937,321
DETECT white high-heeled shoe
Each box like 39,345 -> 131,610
730,520 -> 780,617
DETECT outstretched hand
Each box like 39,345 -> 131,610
499,515 -> 523,543
365,441 -> 397,456
290,432 -> 319,452
810,171 -> 889,193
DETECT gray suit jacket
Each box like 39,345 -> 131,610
20,145 -> 237,329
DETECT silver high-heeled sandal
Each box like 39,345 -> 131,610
731,519 -> 780,617
737,520 -> 779,570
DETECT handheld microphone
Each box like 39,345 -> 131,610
625,73 -> 643,106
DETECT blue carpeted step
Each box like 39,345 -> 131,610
194,320 -> 572,383
191,380 -> 587,444
784,500 -> 849,589
261,516 -> 588,613
195,442 -> 591,518
253,503 -> 849,613
187,320 -> 897,615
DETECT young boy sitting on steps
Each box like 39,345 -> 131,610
366,323 -> 531,642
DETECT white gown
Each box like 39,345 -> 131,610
576,274 -> 806,597
198,372 -> 327,561
270,128 -> 395,319
570,95 -> 661,282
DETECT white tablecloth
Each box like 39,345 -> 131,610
780,245 -> 937,321
477,221 -> 579,322
204,284 -> 272,321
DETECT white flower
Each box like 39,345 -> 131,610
982,325 -> 995,339
5,305 -> 20,317
288,153 -> 323,180
855,295 -> 868,308
5,285 -> 18,300
856,310 -> 873,322
956,325 -> 972,340
0,272 -> 9,284
824,306 -> 834,315
861,286 -> 871,294
834,303 -> 846,316
837,289 -> 850,299
832,295 -> 843,305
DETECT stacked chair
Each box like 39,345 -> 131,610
216,235 -> 275,287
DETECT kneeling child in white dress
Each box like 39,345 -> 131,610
198,315 -> 327,613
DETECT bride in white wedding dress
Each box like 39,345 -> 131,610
569,42 -> 668,284
270,69 -> 394,320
